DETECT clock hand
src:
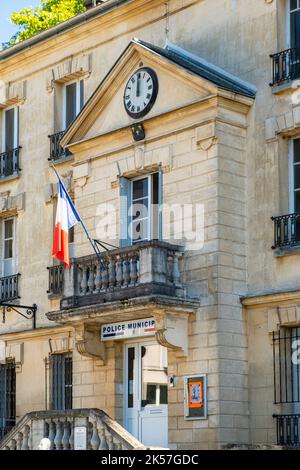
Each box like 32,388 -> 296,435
137,74 -> 140,98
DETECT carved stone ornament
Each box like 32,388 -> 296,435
75,324 -> 106,363
195,122 -> 218,150
154,312 -> 189,356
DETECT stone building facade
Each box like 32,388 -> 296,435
0,0 -> 299,450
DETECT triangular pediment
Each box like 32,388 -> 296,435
62,39 -> 256,147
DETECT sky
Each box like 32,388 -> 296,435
0,1 -> 41,45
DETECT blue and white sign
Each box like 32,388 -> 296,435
101,318 -> 156,341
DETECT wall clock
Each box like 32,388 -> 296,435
124,67 -> 158,119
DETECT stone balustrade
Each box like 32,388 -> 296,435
60,240 -> 185,310
0,409 -> 146,450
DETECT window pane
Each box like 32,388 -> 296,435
132,219 -> 148,242
128,348 -> 135,408
141,344 -> 168,407
294,164 -> 300,189
65,83 -> 77,127
132,178 -> 148,200
4,240 -> 13,259
290,11 -> 300,48
131,199 -> 148,221
4,220 -> 13,239
291,0 -> 298,12
80,80 -> 84,110
5,109 -> 15,152
294,139 -> 300,163
295,190 -> 300,212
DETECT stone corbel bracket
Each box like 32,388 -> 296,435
75,324 -> 106,364
0,80 -> 27,108
0,192 -> 25,216
195,121 -> 218,150
154,311 -> 189,356
46,53 -> 93,93
73,162 -> 90,188
0,341 -> 24,371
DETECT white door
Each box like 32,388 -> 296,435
124,340 -> 168,448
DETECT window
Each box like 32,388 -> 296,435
119,171 -> 162,247
50,353 -> 72,410
2,107 -> 18,153
2,218 -> 16,277
0,361 -> 16,439
1,107 -> 19,178
289,0 -> 300,48
289,138 -> 300,212
273,327 -> 300,404
63,80 -> 84,129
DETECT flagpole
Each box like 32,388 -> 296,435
50,161 -> 104,264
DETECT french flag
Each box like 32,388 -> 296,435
52,179 -> 80,269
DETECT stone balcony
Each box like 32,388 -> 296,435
47,241 -> 199,360
58,240 -> 185,310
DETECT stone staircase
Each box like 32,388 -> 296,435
0,409 -> 146,450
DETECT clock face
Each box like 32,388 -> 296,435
124,67 -> 158,119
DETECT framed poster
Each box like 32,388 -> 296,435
184,374 -> 207,420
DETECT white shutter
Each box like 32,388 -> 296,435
119,177 -> 132,247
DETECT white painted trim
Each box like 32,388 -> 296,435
62,79 -> 84,130
2,106 -> 19,152
1,217 -> 16,276
289,137 -> 295,212
287,0 -> 291,49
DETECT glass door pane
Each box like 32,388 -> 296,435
4,109 -> 15,153
141,343 -> 168,408
65,82 -> 77,128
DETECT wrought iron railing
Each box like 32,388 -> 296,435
47,265 -> 64,295
48,131 -> 70,161
0,147 -> 21,179
0,274 -> 20,302
270,47 -> 300,86
273,414 -> 300,447
273,328 -> 300,404
271,213 -> 300,250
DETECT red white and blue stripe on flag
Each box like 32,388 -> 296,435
52,179 -> 80,269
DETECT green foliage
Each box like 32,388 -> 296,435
2,0 -> 86,49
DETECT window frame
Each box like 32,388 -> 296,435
287,0 -> 300,48
1,217 -> 16,277
130,172 -> 161,245
1,106 -> 19,153
62,78 -> 84,130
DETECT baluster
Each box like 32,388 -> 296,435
130,255 -> 138,285
123,255 -> 130,288
115,256 -> 123,288
87,264 -> 95,294
107,435 -> 115,450
69,421 -> 74,450
10,439 -> 17,450
62,419 -> 70,450
4,446 -> 10,450
87,420 -> 93,450
54,420 -> 63,450
108,256 -> 116,289
21,425 -> 30,450
101,260 -> 109,291
16,432 -> 23,450
97,423 -> 109,450
90,420 -> 100,450
172,252 -> 181,287
77,265 -> 83,295
48,420 -> 56,450
44,420 -> 49,439
94,261 -> 101,293
81,265 -> 88,296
